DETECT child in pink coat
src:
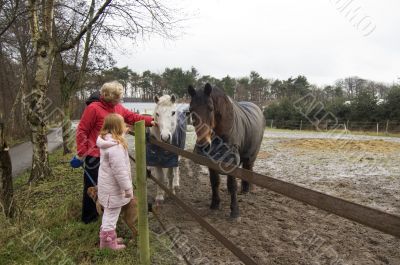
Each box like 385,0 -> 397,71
96,113 -> 134,250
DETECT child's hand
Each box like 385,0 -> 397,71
125,189 -> 133,198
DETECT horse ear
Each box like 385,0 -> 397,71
154,95 -> 159,103
171,94 -> 176,103
204,83 -> 212,96
188,85 -> 196,97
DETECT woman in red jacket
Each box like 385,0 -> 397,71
76,81 -> 154,224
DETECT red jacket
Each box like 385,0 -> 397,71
76,99 -> 153,158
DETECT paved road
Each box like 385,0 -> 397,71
10,128 -> 63,177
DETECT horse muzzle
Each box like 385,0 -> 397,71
160,133 -> 172,143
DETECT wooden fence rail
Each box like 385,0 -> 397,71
148,137 -> 400,239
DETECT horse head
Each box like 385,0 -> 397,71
151,95 -> 178,143
187,83 -> 216,146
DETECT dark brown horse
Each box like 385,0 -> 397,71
188,83 -> 265,218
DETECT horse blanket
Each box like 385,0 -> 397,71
146,106 -> 188,167
195,101 -> 264,167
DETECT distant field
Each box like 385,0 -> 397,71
265,127 -> 400,138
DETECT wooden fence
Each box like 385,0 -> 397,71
131,126 -> 400,265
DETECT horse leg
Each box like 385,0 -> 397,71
227,175 -> 239,218
209,169 -> 220,210
155,167 -> 165,203
172,166 -> 180,193
241,160 -> 254,193
167,168 -> 175,195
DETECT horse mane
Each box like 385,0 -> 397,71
209,85 -> 226,97
156,95 -> 175,107
208,85 -> 231,105
209,86 -> 234,139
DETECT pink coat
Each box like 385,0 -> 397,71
96,134 -> 132,208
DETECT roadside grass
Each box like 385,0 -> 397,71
7,136 -> 30,147
265,127 -> 400,138
0,148 -> 180,265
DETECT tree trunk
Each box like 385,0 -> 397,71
27,37 -> 54,182
13,20 -> 30,134
0,123 -> 14,218
61,89 -> 73,154
30,122 -> 51,182
25,0 -> 56,182
6,78 -> 23,135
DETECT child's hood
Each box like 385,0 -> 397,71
96,134 -> 119,149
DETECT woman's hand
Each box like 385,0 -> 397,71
151,120 -> 158,127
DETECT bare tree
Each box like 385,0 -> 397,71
7,2 -> 32,139
54,0 -> 182,155
2,0 -> 183,182
56,0 -> 96,154
25,0 -> 113,182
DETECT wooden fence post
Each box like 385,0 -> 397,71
134,120 -> 150,265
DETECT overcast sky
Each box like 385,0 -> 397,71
114,0 -> 399,86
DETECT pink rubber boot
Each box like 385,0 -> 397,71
99,230 -> 126,250
111,230 -> 126,247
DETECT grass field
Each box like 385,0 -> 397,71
0,149 -> 179,265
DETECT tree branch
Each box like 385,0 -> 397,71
57,0 -> 112,52
54,3 -> 86,17
78,0 -> 95,81
0,0 -> 20,37
28,0 -> 39,42
43,0 -> 54,37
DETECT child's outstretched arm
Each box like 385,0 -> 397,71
108,147 -> 133,194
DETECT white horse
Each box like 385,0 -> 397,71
149,95 -> 181,202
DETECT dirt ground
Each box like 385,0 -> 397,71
131,129 -> 400,265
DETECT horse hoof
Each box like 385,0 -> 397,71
241,183 -> 256,194
240,188 -> 256,195
241,184 -> 252,193
173,186 -> 180,194
230,211 -> 240,219
229,215 -> 241,222
210,203 -> 220,210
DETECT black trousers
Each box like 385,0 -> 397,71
81,156 -> 100,224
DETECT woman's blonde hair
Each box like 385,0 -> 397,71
100,113 -> 128,150
101,81 -> 123,103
